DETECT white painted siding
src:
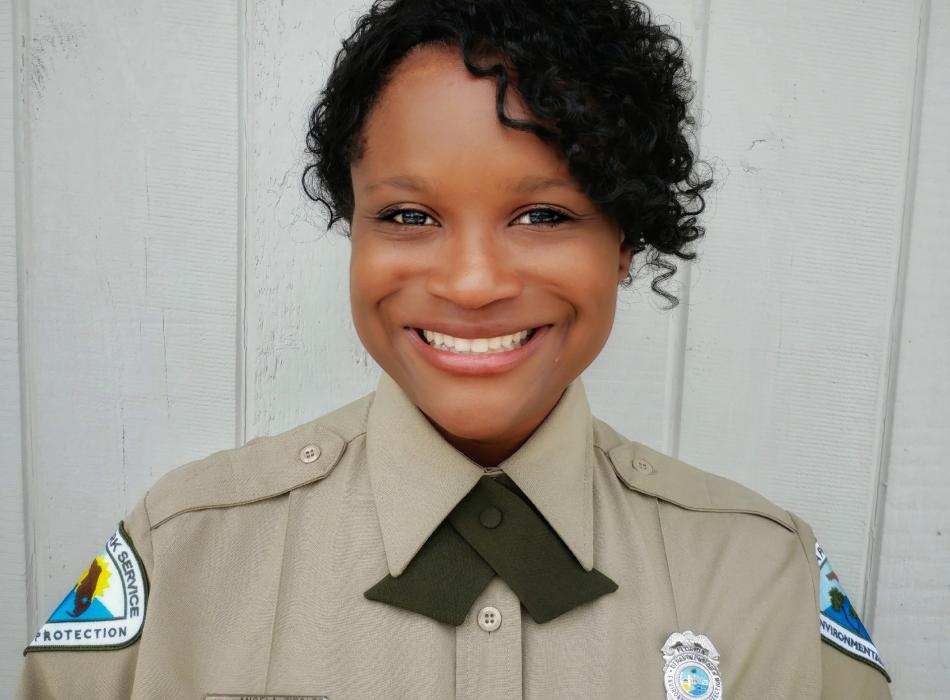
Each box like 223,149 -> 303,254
682,0 -> 923,613
5,0 -> 240,668
243,0 -> 382,438
2,0 -> 946,694
872,1 -> 950,695
1,0 -> 27,685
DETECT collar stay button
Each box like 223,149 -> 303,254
479,506 -> 503,529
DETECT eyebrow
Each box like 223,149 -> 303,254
363,174 -> 580,195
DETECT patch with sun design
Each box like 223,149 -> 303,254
816,542 -> 890,682
25,522 -> 148,653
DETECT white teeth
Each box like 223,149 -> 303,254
421,328 -> 535,353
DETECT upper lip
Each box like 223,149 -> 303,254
407,323 -> 548,339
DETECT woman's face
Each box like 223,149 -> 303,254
349,43 -> 633,462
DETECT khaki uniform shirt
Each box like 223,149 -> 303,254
19,372 -> 892,699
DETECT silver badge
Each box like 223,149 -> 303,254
661,630 -> 723,700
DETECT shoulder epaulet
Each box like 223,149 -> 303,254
147,392 -> 374,529
593,417 -> 796,533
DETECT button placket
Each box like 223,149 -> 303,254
456,577 -> 522,700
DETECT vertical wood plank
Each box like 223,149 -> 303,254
872,0 -> 950,692
680,0 -> 923,611
245,0 -> 381,437
21,0 -> 239,635
1,0 -> 28,681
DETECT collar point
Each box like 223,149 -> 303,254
387,558 -> 409,578
576,547 -> 595,573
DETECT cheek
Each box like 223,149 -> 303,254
348,237 -> 392,331
572,277 -> 618,340
531,238 -> 620,303
544,240 -> 620,346
348,233 -> 427,347
350,233 -> 421,290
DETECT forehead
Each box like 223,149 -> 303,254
354,43 -> 570,190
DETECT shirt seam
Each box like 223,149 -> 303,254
654,498 -> 682,632
788,510 -> 824,692
595,445 -> 796,533
788,512 -> 819,610
263,491 -> 293,690
148,431 -> 366,530
143,488 -> 154,535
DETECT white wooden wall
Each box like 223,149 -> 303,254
2,1 -> 947,695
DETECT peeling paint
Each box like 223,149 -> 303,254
31,12 -> 85,102
739,160 -> 762,174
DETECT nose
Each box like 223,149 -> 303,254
425,225 -> 523,309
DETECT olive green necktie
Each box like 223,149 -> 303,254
365,472 -> 618,625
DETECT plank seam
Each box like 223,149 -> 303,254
236,0 -> 249,449
862,0 -> 932,629
12,0 -> 37,642
664,0 -> 711,459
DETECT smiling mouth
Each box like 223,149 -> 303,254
412,326 -> 542,354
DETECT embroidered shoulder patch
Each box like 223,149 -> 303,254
25,522 -> 148,653
815,542 -> 889,681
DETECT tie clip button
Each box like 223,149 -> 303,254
479,506 -> 503,529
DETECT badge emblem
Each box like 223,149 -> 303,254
25,523 -> 148,652
661,631 -> 723,700
815,542 -> 890,681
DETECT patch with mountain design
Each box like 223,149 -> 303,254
815,542 -> 889,681
25,523 -> 148,653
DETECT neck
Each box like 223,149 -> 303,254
432,427 -> 529,469
425,390 -> 566,468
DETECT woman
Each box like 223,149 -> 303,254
19,0 -> 891,697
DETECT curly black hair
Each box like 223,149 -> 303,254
302,0 -> 714,309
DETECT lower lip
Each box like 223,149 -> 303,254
405,325 -> 553,376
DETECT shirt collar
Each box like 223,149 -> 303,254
366,370 -> 595,577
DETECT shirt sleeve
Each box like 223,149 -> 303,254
17,495 -> 154,700
821,639 -> 892,699
786,511 -> 893,699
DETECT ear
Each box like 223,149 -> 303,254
616,232 -> 635,285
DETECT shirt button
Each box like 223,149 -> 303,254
479,506 -> 503,529
477,606 -> 502,632
633,458 -> 655,474
299,444 -> 320,464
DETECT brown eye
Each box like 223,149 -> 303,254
379,209 -> 437,226
513,208 -> 573,228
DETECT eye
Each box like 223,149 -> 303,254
377,208 -> 438,226
512,207 -> 574,228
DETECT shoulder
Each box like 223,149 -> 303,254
144,390 -> 374,529
592,415 -> 798,535
592,416 -> 892,688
